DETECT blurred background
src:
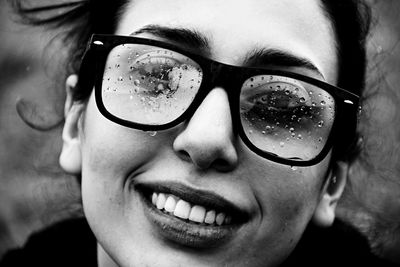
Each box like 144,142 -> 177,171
337,0 -> 400,262
0,0 -> 81,258
0,0 -> 399,264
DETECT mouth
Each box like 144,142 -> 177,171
134,182 -> 250,248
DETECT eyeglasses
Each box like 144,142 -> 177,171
78,34 -> 359,166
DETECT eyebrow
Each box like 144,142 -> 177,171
131,24 -> 210,52
131,25 -> 323,78
244,48 -> 324,78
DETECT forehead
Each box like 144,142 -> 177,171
116,0 -> 338,83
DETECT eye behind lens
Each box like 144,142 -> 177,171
240,74 -> 335,161
100,43 -> 204,126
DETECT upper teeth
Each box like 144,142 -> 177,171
151,192 -> 232,226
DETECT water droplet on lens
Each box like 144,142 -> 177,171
146,131 -> 157,137
157,83 -> 164,91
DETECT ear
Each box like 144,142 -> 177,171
312,161 -> 348,227
59,75 -> 84,174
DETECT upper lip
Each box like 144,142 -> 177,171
134,181 -> 250,223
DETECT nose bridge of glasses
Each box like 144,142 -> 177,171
207,59 -> 236,84
202,61 -> 241,135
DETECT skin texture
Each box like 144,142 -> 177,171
61,0 -> 347,266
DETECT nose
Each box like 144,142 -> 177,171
173,88 -> 238,171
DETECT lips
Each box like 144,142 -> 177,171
134,181 -> 250,248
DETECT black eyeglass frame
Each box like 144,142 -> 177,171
78,34 -> 360,166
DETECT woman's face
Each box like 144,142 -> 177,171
63,0 -> 342,266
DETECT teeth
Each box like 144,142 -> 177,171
173,200 -> 191,219
204,210 -> 216,224
150,192 -> 233,226
216,213 -> 226,226
152,193 -> 157,205
189,205 -> 206,223
164,196 -> 177,213
156,193 -> 167,210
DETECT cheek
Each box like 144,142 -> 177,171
81,96 -> 160,176
269,178 -> 319,236
78,97 -> 164,214
243,156 -> 327,243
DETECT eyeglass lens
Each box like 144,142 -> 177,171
240,75 -> 334,161
101,44 -> 335,161
102,44 -> 203,125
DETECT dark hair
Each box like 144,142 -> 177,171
319,0 -> 372,162
9,0 -> 371,162
9,0 -> 130,100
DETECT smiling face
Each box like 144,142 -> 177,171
61,0 -> 346,266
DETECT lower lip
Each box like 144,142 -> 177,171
139,192 -> 242,249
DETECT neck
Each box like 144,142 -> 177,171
97,243 -> 119,267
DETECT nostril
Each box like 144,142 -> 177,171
212,158 -> 236,172
176,149 -> 191,162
